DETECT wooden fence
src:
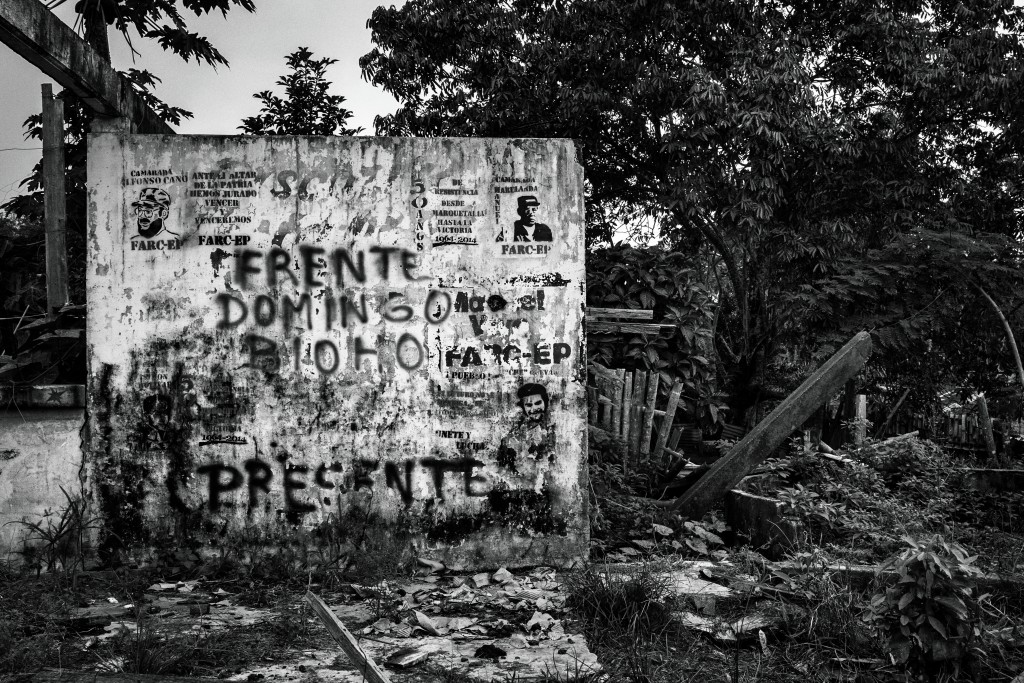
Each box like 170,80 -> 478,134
884,412 -> 982,446
590,365 -> 686,467
588,363 -> 748,471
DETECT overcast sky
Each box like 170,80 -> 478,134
0,0 -> 402,206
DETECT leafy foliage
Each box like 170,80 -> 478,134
865,536 -> 983,680
239,47 -> 361,136
1,0 -> 251,334
363,0 -> 1024,420
588,244 -> 715,398
60,0 -> 255,65
791,228 -> 1024,415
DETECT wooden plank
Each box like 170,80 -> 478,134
305,591 -> 392,683
609,368 -> 624,434
668,424 -> 683,451
653,382 -> 684,462
600,397 -> 613,431
0,0 -> 172,133
614,370 -> 630,473
586,321 -> 675,335
585,307 -> 654,320
620,371 -> 634,448
976,394 -> 999,464
42,84 -> 68,317
663,446 -> 687,462
671,331 -> 873,517
640,372 -> 659,457
629,370 -> 648,458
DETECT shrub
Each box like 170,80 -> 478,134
864,535 -> 984,681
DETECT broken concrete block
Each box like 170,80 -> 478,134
386,645 -> 431,669
58,602 -> 133,631
492,567 -> 514,584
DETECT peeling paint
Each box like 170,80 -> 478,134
87,136 -> 588,568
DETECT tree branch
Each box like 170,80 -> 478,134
971,279 -> 1024,394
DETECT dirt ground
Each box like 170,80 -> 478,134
3,436 -> 1024,682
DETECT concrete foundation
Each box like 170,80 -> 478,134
724,489 -> 803,559
0,407 -> 85,561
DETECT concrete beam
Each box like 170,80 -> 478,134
0,0 -> 173,134
672,331 -> 873,518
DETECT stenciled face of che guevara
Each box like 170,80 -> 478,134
521,392 -> 547,423
135,205 -> 169,238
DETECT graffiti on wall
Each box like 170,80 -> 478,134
88,136 -> 587,566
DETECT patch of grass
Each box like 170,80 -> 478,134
99,623 -> 262,677
346,525 -> 414,584
266,596 -> 316,648
15,486 -> 101,590
0,571 -> 89,674
565,562 -> 674,642
564,561 -> 714,682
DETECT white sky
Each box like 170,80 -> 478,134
0,0 -> 402,206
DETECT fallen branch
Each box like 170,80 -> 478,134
859,431 -> 918,449
971,280 -> 1024,393
873,387 -> 911,438
305,591 -> 392,683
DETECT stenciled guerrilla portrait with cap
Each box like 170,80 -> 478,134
511,195 -> 553,242
131,187 -> 178,240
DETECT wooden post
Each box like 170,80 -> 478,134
976,394 -> 1000,466
607,368 -> 624,432
652,382 -> 683,463
640,372 -> 659,458
305,592 -> 392,683
671,331 -> 872,518
620,371 -> 634,472
41,83 -> 68,318
629,370 -> 648,459
853,394 -> 867,445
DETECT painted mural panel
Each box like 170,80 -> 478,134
86,135 -> 587,567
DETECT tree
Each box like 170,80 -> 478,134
239,47 -> 361,136
792,228 -> 1024,419
362,0 -> 1024,421
0,0 -> 256,309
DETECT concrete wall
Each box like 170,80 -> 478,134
86,135 -> 588,567
0,408 -> 85,560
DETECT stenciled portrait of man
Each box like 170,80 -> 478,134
497,382 -> 556,473
512,195 -> 553,242
131,187 -> 179,240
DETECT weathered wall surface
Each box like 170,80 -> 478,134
86,135 -> 587,567
0,408 -> 85,557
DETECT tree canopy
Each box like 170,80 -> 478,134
239,47 -> 360,136
362,0 -> 1024,419
1,0 -> 255,314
